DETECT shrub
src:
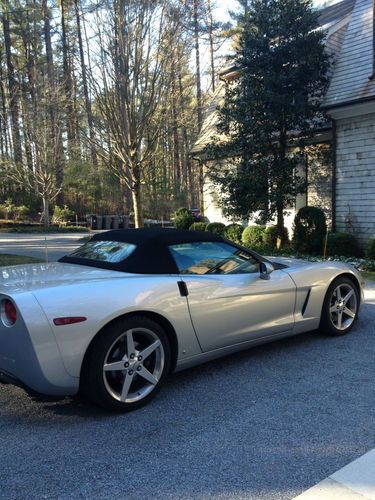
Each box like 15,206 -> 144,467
189,222 -> 207,231
13,205 -> 29,221
206,222 -> 226,235
264,225 -> 290,249
242,225 -> 267,248
173,208 -> 194,230
52,205 -> 75,227
366,238 -> 375,260
326,232 -> 360,257
293,206 -> 327,254
223,223 -> 243,244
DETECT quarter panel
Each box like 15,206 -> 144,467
32,276 -> 201,377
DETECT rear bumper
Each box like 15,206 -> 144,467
0,292 -> 79,397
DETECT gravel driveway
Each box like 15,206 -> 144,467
1,287 -> 374,500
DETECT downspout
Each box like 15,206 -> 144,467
369,0 -> 375,80
331,119 -> 337,232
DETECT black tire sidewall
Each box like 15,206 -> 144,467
320,276 -> 359,336
82,316 -> 171,412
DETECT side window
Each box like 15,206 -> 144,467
169,242 -> 259,275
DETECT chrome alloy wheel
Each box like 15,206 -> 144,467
329,283 -> 357,331
103,328 -> 165,403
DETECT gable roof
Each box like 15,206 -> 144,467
192,0 -> 356,156
323,0 -> 375,108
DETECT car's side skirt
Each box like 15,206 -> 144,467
174,328 -> 306,372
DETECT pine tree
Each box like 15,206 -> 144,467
207,0 -> 330,230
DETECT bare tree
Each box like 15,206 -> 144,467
90,0 -> 181,227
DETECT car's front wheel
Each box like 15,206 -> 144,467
81,316 -> 171,412
320,276 -> 359,336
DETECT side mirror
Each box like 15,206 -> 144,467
260,262 -> 274,280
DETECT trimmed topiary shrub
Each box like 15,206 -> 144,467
206,222 -> 226,235
242,225 -> 267,248
366,238 -> 375,260
264,225 -> 289,249
189,222 -> 207,231
326,232 -> 360,257
293,206 -> 327,254
173,208 -> 195,230
223,223 -> 243,244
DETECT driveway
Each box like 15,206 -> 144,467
0,232 -> 90,261
0,286 -> 374,499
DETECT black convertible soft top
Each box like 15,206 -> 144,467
59,228 -> 225,274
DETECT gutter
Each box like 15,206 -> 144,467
322,94 -> 375,111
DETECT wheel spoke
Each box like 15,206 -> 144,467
138,367 -> 158,385
120,373 -> 133,402
330,304 -> 338,313
139,340 -> 161,361
104,360 -> 126,372
337,310 -> 343,329
343,289 -> 354,304
344,307 -> 355,318
336,287 -> 342,301
126,330 -> 135,356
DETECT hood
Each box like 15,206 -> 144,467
0,262 -> 125,295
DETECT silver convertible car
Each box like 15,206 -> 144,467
0,228 -> 364,411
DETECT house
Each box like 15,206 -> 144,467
192,0 -> 375,247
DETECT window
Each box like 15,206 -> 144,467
68,240 -> 136,263
169,242 -> 259,275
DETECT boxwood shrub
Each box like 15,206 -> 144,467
189,222 -> 207,231
242,225 -> 267,248
223,223 -> 243,244
206,222 -> 226,235
293,206 -> 327,254
264,225 -> 289,249
366,238 -> 375,260
326,232 -> 360,257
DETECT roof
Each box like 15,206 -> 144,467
59,228 -> 223,274
192,0 -> 357,156
323,0 -> 375,108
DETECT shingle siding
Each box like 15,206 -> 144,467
335,112 -> 375,244
324,0 -> 375,107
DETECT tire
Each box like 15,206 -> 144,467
319,276 -> 359,336
81,316 -> 171,412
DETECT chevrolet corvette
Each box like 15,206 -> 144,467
0,228 -> 364,411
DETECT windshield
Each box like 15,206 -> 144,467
68,240 -> 136,263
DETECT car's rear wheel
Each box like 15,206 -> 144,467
81,316 -> 171,412
320,276 -> 359,336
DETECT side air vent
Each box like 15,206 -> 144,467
301,289 -> 311,316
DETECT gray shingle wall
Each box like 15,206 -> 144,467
335,112 -> 375,244
324,0 -> 375,107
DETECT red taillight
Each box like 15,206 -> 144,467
53,316 -> 87,326
1,299 -> 17,326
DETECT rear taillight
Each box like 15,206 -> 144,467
1,299 -> 17,327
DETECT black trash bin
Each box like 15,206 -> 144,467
87,214 -> 98,230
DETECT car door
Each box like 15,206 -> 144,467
169,241 -> 296,352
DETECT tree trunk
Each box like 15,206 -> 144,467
42,197 -> 50,228
131,164 -> 144,228
42,0 -> 64,205
206,0 -> 216,92
2,4 -> 23,165
193,0 -> 203,131
61,0 -> 76,157
74,0 -> 98,171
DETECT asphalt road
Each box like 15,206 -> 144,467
1,286 -> 375,499
0,232 -> 90,261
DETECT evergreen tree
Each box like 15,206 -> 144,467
207,0 -> 330,230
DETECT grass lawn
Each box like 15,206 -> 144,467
0,254 -> 43,267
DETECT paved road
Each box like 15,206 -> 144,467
1,286 -> 375,499
0,232 -> 90,261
